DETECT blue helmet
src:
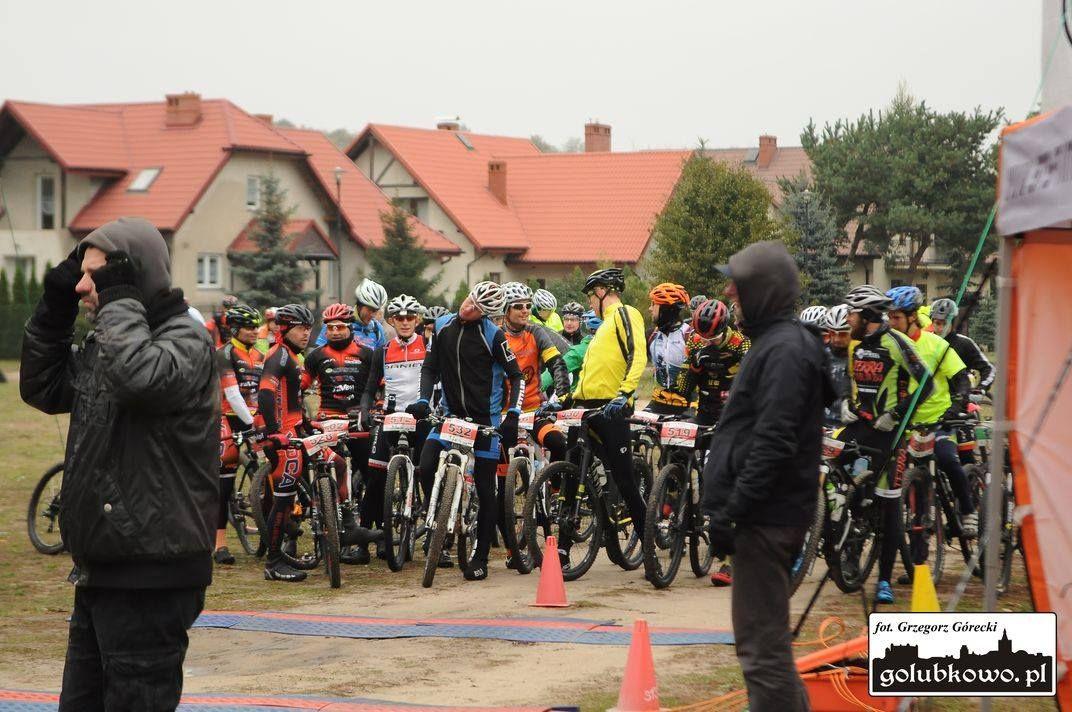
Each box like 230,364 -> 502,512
583,309 -> 603,332
886,286 -> 924,313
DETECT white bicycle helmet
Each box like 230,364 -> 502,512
799,305 -> 829,326
825,304 -> 851,332
930,298 -> 958,322
386,294 -> 423,318
469,281 -> 507,317
501,281 -> 533,305
532,289 -> 557,313
844,285 -> 892,313
354,278 -> 388,310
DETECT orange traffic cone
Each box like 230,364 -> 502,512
612,619 -> 661,711
531,535 -> 569,607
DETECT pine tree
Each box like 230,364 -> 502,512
227,173 -> 312,310
778,176 -> 850,307
451,280 -> 469,310
0,270 -> 10,307
367,200 -> 441,305
11,263 -> 28,304
967,296 -> 996,352
28,268 -> 43,304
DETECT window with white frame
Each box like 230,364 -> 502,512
128,167 -> 161,192
246,176 -> 260,210
37,175 -> 55,229
196,254 -> 223,289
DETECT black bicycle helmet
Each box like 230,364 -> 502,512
275,303 -> 314,329
584,267 -> 625,293
226,304 -> 262,331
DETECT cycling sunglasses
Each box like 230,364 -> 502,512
509,302 -> 533,311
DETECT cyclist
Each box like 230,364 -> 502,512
689,294 -> 707,314
646,282 -> 693,416
558,267 -> 648,568
928,298 -> 995,393
255,306 -> 278,354
824,304 -> 852,427
678,298 -> 749,586
541,309 -> 602,392
304,302 -> 375,563
423,305 -> 450,342
214,303 -> 265,565
530,288 -> 564,333
886,287 -> 976,539
560,301 -> 586,346
314,278 -> 390,348
405,282 -> 524,581
838,285 -> 931,604
206,294 -> 239,349
800,305 -> 830,345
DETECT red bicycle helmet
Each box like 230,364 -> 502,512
322,303 -> 354,323
691,299 -> 729,340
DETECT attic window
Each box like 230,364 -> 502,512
743,148 -> 759,163
455,133 -> 475,151
128,168 -> 161,192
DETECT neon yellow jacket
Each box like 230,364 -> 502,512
572,301 -> 647,402
530,311 -> 564,333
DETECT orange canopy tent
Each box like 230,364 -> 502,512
995,107 -> 1072,710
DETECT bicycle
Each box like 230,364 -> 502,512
420,414 -> 499,588
522,407 -> 652,581
380,410 -> 423,572
630,408 -> 662,478
639,416 -> 716,589
27,463 -> 64,555
500,411 -> 541,575
223,428 -> 264,557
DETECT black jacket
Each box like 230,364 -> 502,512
20,219 -> 218,588
945,332 -> 995,392
702,241 -> 833,528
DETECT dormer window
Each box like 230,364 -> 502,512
128,167 -> 161,192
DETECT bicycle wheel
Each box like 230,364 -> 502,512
456,482 -> 480,572
27,463 -> 64,555
789,483 -> 825,597
643,463 -> 688,589
383,455 -> 412,572
997,469 -> 1017,596
249,461 -> 273,555
422,465 -> 459,589
281,480 -> 321,571
957,464 -> 985,574
604,456 -> 650,571
523,461 -> 602,581
316,477 -> 342,589
901,467 -> 944,586
503,457 -> 533,574
824,480 -> 880,594
228,465 -> 258,556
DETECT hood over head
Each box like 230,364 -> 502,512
79,217 -> 171,298
725,240 -> 800,330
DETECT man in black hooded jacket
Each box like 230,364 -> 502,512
702,240 -> 831,712
20,217 -> 217,711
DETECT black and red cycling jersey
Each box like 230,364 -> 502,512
215,339 -> 264,417
257,341 -> 305,435
304,340 -> 373,417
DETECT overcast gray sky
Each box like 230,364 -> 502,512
0,1 -> 1041,149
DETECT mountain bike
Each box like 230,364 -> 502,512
819,435 -> 886,593
639,416 -> 716,589
223,427 -> 263,556
522,407 -> 652,581
421,415 -> 499,588
380,411 -> 423,572
27,463 -> 64,555
500,411 -> 541,575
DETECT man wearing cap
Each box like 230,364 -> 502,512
702,240 -> 833,711
20,217 -> 218,710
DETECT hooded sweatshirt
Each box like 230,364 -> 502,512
78,216 -> 172,299
702,240 -> 833,528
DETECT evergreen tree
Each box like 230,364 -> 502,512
645,149 -> 793,296
451,280 -> 469,310
28,268 -> 43,304
0,270 -> 10,307
778,176 -> 850,306
967,296 -> 996,352
227,173 -> 312,309
367,200 -> 441,305
545,267 -> 587,309
11,263 -> 28,304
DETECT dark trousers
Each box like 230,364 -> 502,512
59,585 -> 205,712
732,525 -> 810,712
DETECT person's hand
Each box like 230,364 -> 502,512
840,400 -> 859,424
38,248 -> 82,327
540,400 -> 565,415
266,433 -> 291,449
708,513 -> 735,559
498,410 -> 519,449
941,406 -> 965,424
92,250 -> 141,306
602,395 -> 630,419
874,412 -> 898,432
406,400 -> 431,421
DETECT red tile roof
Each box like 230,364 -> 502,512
228,218 -> 338,258
704,146 -> 812,204
348,124 -> 540,252
279,128 -> 459,254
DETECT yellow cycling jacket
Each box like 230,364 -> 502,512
572,301 -> 647,402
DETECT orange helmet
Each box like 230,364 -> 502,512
649,282 -> 690,306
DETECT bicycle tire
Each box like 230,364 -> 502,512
422,465 -> 459,588
228,464 -> 257,556
789,483 -> 825,597
456,479 -> 481,572
281,479 -> 320,571
27,463 -> 64,555
901,466 -> 944,586
523,461 -> 602,581
997,470 -> 1017,596
504,457 -> 533,574
316,477 -> 342,589
643,463 -> 688,589
958,464 -> 985,575
604,456 -> 650,571
249,461 -> 272,554
823,471 -> 880,594
689,465 -> 713,577
383,455 -> 412,572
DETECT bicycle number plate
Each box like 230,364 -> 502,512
383,413 -> 417,432
299,431 -> 340,456
908,431 -> 935,458
440,418 -> 478,447
317,419 -> 350,433
556,408 -> 587,429
821,436 -> 845,460
518,412 -> 535,432
660,421 -> 698,447
631,409 -> 660,431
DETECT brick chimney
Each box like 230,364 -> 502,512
165,92 -> 202,127
488,160 -> 507,205
436,117 -> 461,131
584,122 -> 611,152
254,113 -> 273,125
758,135 -> 777,168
